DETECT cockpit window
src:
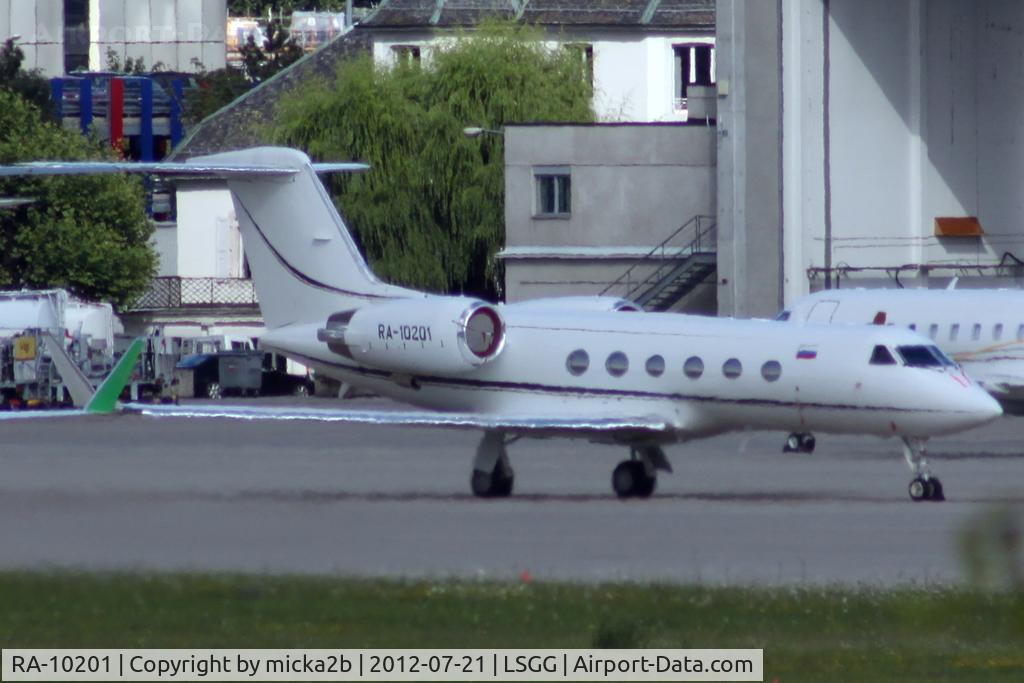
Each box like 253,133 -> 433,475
869,345 -> 897,365
776,310 -> 791,321
897,345 -> 955,368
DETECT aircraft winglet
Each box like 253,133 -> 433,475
85,338 -> 145,414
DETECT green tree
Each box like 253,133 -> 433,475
0,90 -> 156,309
272,22 -> 594,298
0,38 -> 53,116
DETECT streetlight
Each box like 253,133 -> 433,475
462,126 -> 503,138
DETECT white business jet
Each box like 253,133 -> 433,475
784,288 -> 1024,415
0,148 -> 1002,501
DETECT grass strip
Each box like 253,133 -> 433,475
1,572 -> 1023,681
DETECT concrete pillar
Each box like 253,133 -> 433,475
715,0 -> 784,317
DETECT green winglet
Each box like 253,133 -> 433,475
85,338 -> 145,414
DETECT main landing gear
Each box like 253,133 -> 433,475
612,445 -> 672,499
902,437 -> 945,502
468,434 -> 673,500
783,432 -> 816,453
471,431 -> 515,497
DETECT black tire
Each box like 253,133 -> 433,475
470,466 -> 514,498
799,433 -> 816,453
293,383 -> 310,397
908,477 -> 928,502
926,478 -> 945,502
783,433 -> 801,453
612,461 -> 637,498
634,468 -> 657,498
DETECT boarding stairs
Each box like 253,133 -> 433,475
599,214 -> 717,312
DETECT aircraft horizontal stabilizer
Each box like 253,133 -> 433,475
128,403 -> 674,436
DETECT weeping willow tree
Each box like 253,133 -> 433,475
271,22 -> 594,298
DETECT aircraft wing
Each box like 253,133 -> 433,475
127,403 -> 675,437
0,162 -> 368,179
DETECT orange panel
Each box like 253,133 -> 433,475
934,216 -> 984,237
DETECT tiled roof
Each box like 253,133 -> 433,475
171,30 -> 373,160
172,0 -> 713,159
362,0 -> 714,28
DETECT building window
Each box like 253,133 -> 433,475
761,360 -> 782,382
606,351 -> 629,377
684,356 -> 704,379
566,349 -> 589,376
722,358 -> 742,379
391,45 -> 421,65
535,170 -> 571,217
64,0 -> 90,73
673,43 -> 715,110
645,355 -> 665,377
565,43 -> 594,87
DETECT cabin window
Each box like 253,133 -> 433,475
897,345 -> 955,368
994,323 -> 1004,341
722,358 -> 742,379
949,324 -> 960,341
645,354 -> 665,377
761,360 -> 782,382
605,351 -> 629,377
908,324 -> 916,331
1018,324 -> 1024,341
869,345 -> 897,365
928,324 -> 938,339
776,310 -> 791,321
683,356 -> 704,379
566,349 -> 589,376
972,324 -> 982,341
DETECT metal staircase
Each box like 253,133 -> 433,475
599,214 -> 717,312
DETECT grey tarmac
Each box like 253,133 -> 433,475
1,397 -> 1022,585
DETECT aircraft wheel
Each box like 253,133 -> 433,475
799,433 -> 816,453
909,477 -> 928,502
471,466 -> 514,498
612,461 -> 654,499
634,469 -> 656,498
783,433 -> 801,453
926,478 -> 945,502
206,382 -> 222,400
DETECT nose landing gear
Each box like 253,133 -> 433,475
903,437 -> 945,502
470,431 -> 514,498
783,432 -> 816,453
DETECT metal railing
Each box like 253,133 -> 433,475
807,252 -> 1024,288
129,277 -> 259,310
599,214 -> 717,301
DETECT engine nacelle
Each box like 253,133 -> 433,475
317,297 -> 505,375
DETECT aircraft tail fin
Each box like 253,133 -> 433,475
195,147 -> 419,328
0,148 -> 420,329
85,338 -> 145,414
41,332 -> 95,408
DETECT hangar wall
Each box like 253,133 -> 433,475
781,0 -> 1024,302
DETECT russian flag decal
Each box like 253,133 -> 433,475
797,346 -> 818,360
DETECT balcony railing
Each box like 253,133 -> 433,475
129,277 -> 259,311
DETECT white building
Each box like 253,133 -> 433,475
364,0 -> 714,122
717,0 -> 1024,317
0,0 -> 226,76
